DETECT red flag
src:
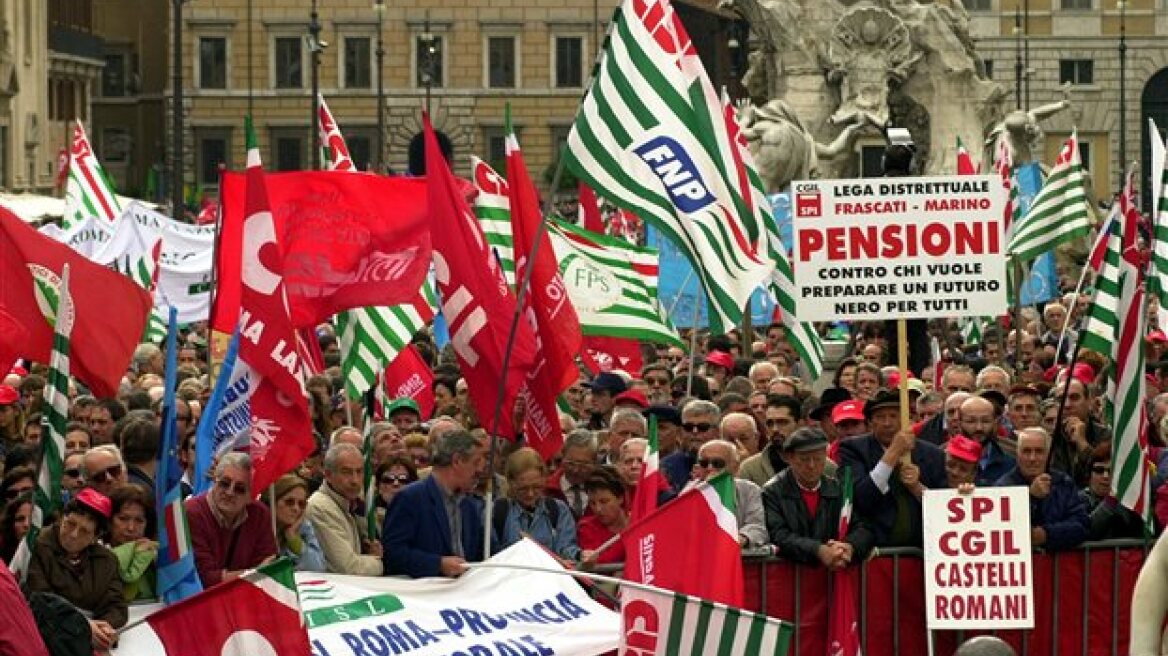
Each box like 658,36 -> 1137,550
578,182 -> 605,233
216,171 -> 432,330
581,336 -> 643,375
0,208 -> 152,397
0,308 -> 28,375
237,140 -> 315,493
956,137 -> 978,176
827,468 -> 862,656
424,114 -> 535,439
382,345 -> 436,419
622,475 -> 744,606
296,327 -> 325,376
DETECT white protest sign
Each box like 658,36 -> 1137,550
114,539 -> 619,656
791,175 -> 1008,321
923,487 -> 1034,630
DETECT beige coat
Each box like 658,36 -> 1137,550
305,483 -> 383,576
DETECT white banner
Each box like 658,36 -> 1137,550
791,175 -> 1008,321
923,487 -> 1034,630
114,539 -> 619,656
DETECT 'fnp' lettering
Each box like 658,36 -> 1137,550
634,136 -> 715,214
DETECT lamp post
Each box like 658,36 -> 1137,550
308,0 -> 324,170
374,0 -> 386,172
1013,5 -> 1022,110
421,12 -> 435,115
172,0 -> 185,219
1119,0 -> 1127,185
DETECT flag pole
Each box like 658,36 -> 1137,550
1055,259 -> 1092,363
896,319 -> 912,465
685,276 -> 701,398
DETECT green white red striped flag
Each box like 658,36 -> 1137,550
564,0 -> 773,333
63,120 -> 122,229
956,136 -> 978,175
828,466 -> 862,655
1006,132 -> 1093,263
1080,212 -> 1122,357
470,157 -> 516,287
1148,123 -> 1168,312
619,581 -> 792,655
549,217 -> 683,348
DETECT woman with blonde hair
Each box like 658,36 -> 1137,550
496,447 -> 580,562
265,474 -> 327,572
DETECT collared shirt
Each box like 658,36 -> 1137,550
560,477 -> 588,517
207,494 -> 247,531
437,482 -> 465,558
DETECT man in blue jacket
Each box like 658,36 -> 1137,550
382,429 -> 494,577
993,426 -> 1089,551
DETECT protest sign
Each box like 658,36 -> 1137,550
791,176 -> 1008,321
923,487 -> 1034,630
113,539 -> 620,656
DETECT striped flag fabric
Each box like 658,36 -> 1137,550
631,415 -> 662,523
994,136 -> 1019,234
549,217 -> 684,348
12,263 -> 75,579
1006,132 -> 1094,263
563,0 -> 773,333
956,136 -> 978,175
318,95 -> 356,172
960,317 -> 984,346
619,584 -> 793,655
471,157 -> 517,287
156,306 -> 203,603
1087,205 -> 1118,275
1149,123 -> 1168,311
193,328 -> 246,497
828,467 -> 862,656
63,120 -> 122,228
1080,196 -> 1126,357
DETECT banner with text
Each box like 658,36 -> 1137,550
923,487 -> 1034,630
792,176 -> 1008,321
114,539 -> 619,656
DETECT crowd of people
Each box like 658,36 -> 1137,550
0,292 -> 1162,652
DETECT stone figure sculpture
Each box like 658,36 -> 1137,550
985,84 -> 1074,167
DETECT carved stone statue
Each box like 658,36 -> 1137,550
985,84 -> 1074,167
737,98 -> 865,192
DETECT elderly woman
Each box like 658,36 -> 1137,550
577,466 -> 628,566
25,488 -> 125,650
266,474 -> 326,572
374,457 -> 418,528
496,448 -> 580,562
108,484 -> 158,601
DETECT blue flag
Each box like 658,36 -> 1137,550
1015,162 -> 1060,305
193,329 -> 247,496
156,307 -> 203,603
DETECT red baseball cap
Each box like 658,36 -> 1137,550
613,389 -> 649,409
1149,330 -> 1168,344
74,488 -> 112,519
946,435 -> 983,464
831,399 -> 866,425
705,350 -> 734,371
0,385 -> 18,406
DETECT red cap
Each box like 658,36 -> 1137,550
705,350 -> 734,371
831,399 -> 866,424
1149,330 -> 1168,344
1071,362 -> 1096,385
613,389 -> 649,409
0,385 -> 18,405
8,365 -> 27,377
946,435 -> 983,464
74,488 -> 112,519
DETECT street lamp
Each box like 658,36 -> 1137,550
308,0 -> 326,170
172,0 -> 187,220
374,0 -> 386,172
420,12 -> 436,115
1118,0 -> 1128,186
1013,6 -> 1022,110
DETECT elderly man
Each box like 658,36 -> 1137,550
186,453 -> 277,586
81,445 -> 129,498
720,412 -> 760,457
382,429 -> 493,578
763,427 -> 873,568
994,427 -> 1088,551
748,362 -> 779,393
737,395 -> 801,488
837,390 -> 946,547
645,405 -> 682,459
618,438 -> 672,507
943,435 -> 982,489
976,366 -> 1012,395
306,444 -> 384,575
661,400 -> 720,493
917,390 -> 972,446
690,439 -> 768,548
544,429 -> 598,517
606,409 -> 647,465
959,396 -> 1015,485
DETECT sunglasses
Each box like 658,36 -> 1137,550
1091,465 -> 1111,475
697,458 -> 727,469
63,468 -> 82,478
216,478 -> 249,496
90,465 -> 123,484
380,474 -> 410,486
683,422 -> 713,432
4,486 -> 32,499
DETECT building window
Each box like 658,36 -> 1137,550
199,37 -> 227,89
197,133 -> 229,186
101,127 -> 131,164
271,129 -> 304,171
1061,0 -> 1092,8
347,135 -> 372,171
554,36 -> 584,88
1059,59 -> 1094,85
343,36 -> 372,89
415,34 -> 444,87
1077,139 -> 1091,171
966,0 -> 992,8
482,127 -> 507,171
102,52 -> 126,97
274,36 -> 303,89
549,124 -> 571,168
487,36 -> 517,88
982,59 -> 993,79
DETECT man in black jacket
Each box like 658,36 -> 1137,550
763,427 -> 873,567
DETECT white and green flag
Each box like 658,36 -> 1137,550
470,157 -> 517,288
1006,132 -> 1093,263
63,120 -> 122,229
619,584 -> 793,655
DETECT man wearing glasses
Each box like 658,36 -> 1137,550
185,452 -> 277,587
81,445 -> 128,498
661,400 -> 720,493
687,439 -> 767,548
306,443 -> 384,575
543,429 -> 598,518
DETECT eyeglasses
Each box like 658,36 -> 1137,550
1091,465 -> 1111,475
215,478 -> 249,496
4,485 -> 32,499
90,465 -> 123,484
63,468 -> 82,478
380,474 -> 410,486
683,422 -> 713,433
697,458 -> 727,469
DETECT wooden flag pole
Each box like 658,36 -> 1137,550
897,318 -> 912,465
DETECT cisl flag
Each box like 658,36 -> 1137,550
622,472 -> 744,607
146,559 -> 310,656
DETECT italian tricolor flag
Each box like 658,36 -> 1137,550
622,472 -> 744,607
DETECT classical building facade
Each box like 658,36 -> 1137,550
90,0 -> 739,199
967,0 -> 1168,206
